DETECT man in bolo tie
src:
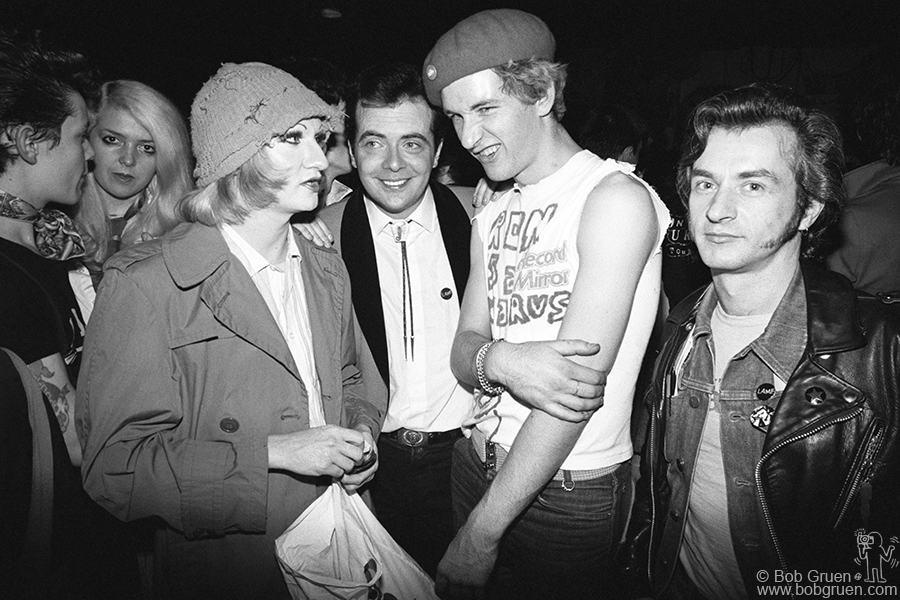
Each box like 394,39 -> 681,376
316,61 -> 474,577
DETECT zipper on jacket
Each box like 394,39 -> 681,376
755,408 -> 864,585
834,420 -> 884,528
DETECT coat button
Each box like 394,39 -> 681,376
441,287 -> 453,300
805,387 -> 826,405
676,458 -> 685,472
220,417 -> 240,433
689,396 -> 700,408
670,509 -> 681,521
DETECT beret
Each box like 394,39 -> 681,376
422,9 -> 555,107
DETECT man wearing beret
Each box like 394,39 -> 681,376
423,9 -> 670,599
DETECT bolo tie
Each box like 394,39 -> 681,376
392,220 -> 414,360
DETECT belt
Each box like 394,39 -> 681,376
469,426 -> 621,486
381,427 -> 462,448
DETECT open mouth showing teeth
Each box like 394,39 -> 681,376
381,179 -> 409,189
477,146 -> 499,159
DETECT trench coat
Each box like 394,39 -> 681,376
76,221 -> 387,599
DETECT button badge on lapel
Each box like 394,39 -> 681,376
750,405 -> 774,433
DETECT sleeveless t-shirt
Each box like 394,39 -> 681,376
472,150 -> 670,470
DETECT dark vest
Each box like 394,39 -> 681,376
339,182 -> 471,385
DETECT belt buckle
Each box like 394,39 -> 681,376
400,429 -> 425,447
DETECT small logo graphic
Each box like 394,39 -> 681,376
854,529 -> 899,583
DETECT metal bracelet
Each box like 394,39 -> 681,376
475,339 -> 506,397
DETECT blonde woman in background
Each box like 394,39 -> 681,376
71,80 -> 193,318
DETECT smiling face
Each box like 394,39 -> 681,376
441,68 -> 544,184
351,98 -> 441,219
90,105 -> 158,204
688,125 -> 822,278
262,117 -> 329,214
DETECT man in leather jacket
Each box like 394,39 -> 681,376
621,84 -> 900,599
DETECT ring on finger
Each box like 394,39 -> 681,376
575,380 -> 581,396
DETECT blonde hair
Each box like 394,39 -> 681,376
78,80 -> 193,271
177,144 -> 287,226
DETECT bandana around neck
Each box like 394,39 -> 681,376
0,190 -> 85,260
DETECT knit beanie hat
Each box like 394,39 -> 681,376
422,9 -> 555,107
191,62 -> 338,187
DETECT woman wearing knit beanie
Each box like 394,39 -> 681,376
77,62 -> 387,599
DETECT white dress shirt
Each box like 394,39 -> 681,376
365,189 -> 472,433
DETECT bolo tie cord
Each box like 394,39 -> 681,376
394,221 -> 414,361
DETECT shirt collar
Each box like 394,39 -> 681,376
365,186 -> 437,238
694,266 -> 807,382
220,222 -> 301,276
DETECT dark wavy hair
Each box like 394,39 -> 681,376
0,34 -> 98,175
346,61 -> 446,147
676,83 -> 845,257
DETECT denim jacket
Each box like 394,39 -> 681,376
620,262 -> 900,597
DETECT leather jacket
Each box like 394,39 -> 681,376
620,262 -> 900,596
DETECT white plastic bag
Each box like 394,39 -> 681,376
275,483 -> 438,600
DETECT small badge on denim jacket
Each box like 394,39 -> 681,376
750,405 -> 775,433
756,383 -> 776,401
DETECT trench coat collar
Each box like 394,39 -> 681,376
162,222 -> 342,399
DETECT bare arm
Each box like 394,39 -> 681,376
450,230 -> 606,421
438,174 -> 660,595
28,352 -> 81,467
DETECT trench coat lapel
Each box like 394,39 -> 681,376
163,223 -> 303,383
297,232 -> 344,425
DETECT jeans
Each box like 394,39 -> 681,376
450,437 -> 631,600
370,431 -> 461,577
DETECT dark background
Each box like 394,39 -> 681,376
5,0 -> 897,304
6,1 -> 897,110
6,0 -> 899,172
